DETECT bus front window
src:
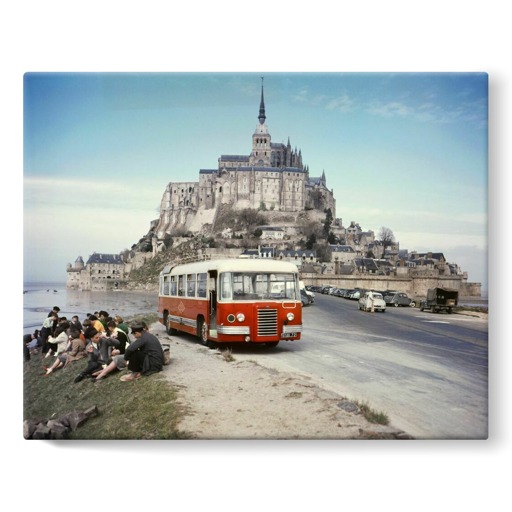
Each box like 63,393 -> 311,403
221,272 -> 299,301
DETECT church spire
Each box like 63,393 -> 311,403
258,77 -> 266,125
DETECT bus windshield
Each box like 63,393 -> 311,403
220,272 -> 299,301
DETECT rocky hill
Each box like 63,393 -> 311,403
126,206 -> 329,290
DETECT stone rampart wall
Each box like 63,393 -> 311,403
301,273 -> 481,298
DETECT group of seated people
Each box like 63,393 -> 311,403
25,307 -> 167,383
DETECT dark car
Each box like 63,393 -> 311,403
300,289 -> 312,306
385,292 -> 416,308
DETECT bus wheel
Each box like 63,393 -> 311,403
198,318 -> 215,348
198,319 -> 208,343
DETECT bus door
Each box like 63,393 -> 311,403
208,271 -> 217,331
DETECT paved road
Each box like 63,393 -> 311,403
228,293 -> 488,439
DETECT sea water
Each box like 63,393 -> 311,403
23,282 -> 158,334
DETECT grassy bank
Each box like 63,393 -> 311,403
24,313 -> 189,440
24,355 -> 190,439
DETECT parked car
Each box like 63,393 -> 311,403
385,292 -> 416,308
300,289 -> 311,307
349,289 -> 362,300
300,281 -> 315,303
333,288 -> 345,297
358,291 -> 386,312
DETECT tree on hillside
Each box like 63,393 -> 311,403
378,226 -> 395,251
327,231 -> 337,244
323,208 -> 333,237
314,242 -> 332,263
305,233 -> 317,250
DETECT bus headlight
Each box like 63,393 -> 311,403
227,314 -> 235,323
236,313 -> 245,322
286,312 -> 295,321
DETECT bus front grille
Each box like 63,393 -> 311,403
257,309 -> 278,336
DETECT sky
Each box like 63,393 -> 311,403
23,72 -> 488,289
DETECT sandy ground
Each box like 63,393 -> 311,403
151,323 -> 412,440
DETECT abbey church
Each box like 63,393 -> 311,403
154,81 -> 336,239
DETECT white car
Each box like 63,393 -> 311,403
300,281 -> 315,303
358,291 -> 386,312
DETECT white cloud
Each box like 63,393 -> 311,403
326,93 -> 354,112
24,176 -> 162,213
23,176 -> 161,281
366,101 -> 412,118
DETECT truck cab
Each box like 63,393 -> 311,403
420,287 -> 459,313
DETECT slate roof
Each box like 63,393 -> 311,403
354,258 -> 380,271
330,244 -> 355,253
241,247 -> 276,257
86,253 -> 124,265
414,252 -> 446,261
301,263 -> 319,273
308,176 -> 326,186
220,155 -> 250,162
237,166 -> 305,173
376,260 -> 393,269
278,249 -> 316,258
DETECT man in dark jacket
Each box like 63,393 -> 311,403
120,322 -> 164,382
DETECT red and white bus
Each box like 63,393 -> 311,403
158,259 -> 303,347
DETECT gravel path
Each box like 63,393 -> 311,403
152,323 -> 412,439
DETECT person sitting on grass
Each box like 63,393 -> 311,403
40,312 -> 58,357
73,327 -> 106,383
70,315 -> 83,333
114,315 -> 130,336
96,327 -> 123,366
92,322 -> 131,381
43,328 -> 86,376
120,322 -> 165,382
88,314 -> 105,334
98,310 -> 110,330
45,322 -> 70,358
93,353 -> 128,381
106,320 -> 129,354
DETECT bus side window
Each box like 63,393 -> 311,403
178,275 -> 185,296
163,276 -> 170,296
197,273 -> 207,298
187,273 -> 196,297
170,275 -> 177,296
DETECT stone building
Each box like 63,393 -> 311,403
66,253 -> 126,291
154,81 -> 336,240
